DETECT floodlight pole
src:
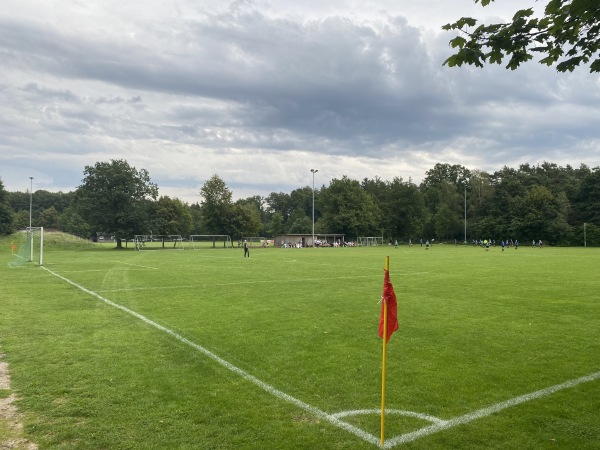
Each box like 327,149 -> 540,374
463,183 -> 467,243
311,169 -> 318,247
29,176 -> 34,228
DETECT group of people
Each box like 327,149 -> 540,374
392,238 -> 432,249
276,239 -> 355,249
470,239 -> 525,251
245,236 -> 545,256
392,237 -> 539,251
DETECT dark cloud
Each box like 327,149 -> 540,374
1,1 -> 599,202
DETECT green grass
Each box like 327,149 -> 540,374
1,237 -> 599,449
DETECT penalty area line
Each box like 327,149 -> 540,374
41,266 -> 379,447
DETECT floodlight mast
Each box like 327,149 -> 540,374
29,176 -> 34,228
311,169 -> 318,247
464,183 -> 467,243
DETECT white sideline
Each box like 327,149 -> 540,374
42,266 -> 379,446
42,266 -> 600,448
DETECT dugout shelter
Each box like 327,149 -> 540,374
274,233 -> 345,248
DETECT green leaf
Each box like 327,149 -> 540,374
545,0 -> 562,15
449,36 -> 467,49
512,8 -> 534,21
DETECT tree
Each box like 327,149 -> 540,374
188,203 -> 204,234
362,176 -> 393,237
265,192 -> 292,220
229,203 -> 262,239
150,196 -> 193,236
267,211 -> 285,236
265,192 -> 292,234
388,178 -> 426,241
58,206 -> 92,238
0,178 -> 15,235
12,211 -> 29,230
421,164 -> 470,240
74,159 -> 158,248
363,176 -> 426,241
318,176 -> 381,238
434,203 -> 461,240
38,206 -> 59,229
287,211 -> 312,234
443,0 -> 600,73
516,184 -> 572,243
573,168 -> 600,225
199,175 -> 233,234
421,163 -> 470,189
236,196 -> 268,235
289,187 -> 314,220
430,182 -> 464,240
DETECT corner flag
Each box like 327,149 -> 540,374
379,257 -> 398,447
378,268 -> 398,343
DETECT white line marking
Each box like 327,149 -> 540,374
41,266 -> 379,446
332,409 -> 447,425
41,266 -> 600,448
384,370 -> 600,448
56,269 -> 118,273
97,275 -> 378,292
106,260 -> 159,270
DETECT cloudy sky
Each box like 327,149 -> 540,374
1,0 -> 599,203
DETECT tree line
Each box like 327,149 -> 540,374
1,160 -> 599,246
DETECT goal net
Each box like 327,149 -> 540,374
134,235 -> 184,251
10,227 -> 44,267
188,235 -> 233,249
358,236 -> 383,246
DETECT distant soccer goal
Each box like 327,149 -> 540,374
358,236 -> 383,246
188,235 -> 233,249
242,237 -> 273,248
134,235 -> 184,251
10,227 -> 44,267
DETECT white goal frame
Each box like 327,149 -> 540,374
29,226 -> 44,264
358,236 -> 383,246
10,227 -> 44,267
188,235 -> 233,249
134,235 -> 184,251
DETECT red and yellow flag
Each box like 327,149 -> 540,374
378,268 -> 398,343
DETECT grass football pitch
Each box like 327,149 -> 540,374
1,240 -> 599,449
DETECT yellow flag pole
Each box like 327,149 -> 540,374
380,255 -> 389,448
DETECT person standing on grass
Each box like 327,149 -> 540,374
244,240 -> 250,257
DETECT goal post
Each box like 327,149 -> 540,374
188,235 -> 233,249
358,236 -> 383,246
134,235 -> 184,251
10,227 -> 44,267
